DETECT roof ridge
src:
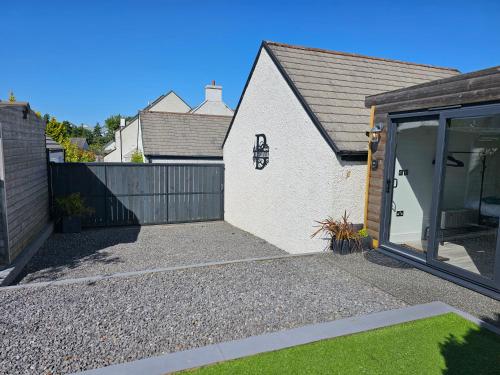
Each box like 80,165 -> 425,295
140,110 -> 232,118
264,41 -> 459,72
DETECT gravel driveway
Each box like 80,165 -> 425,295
18,221 -> 286,284
0,254 -> 406,374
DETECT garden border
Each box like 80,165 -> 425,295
3,252 -> 321,290
73,301 -> 499,375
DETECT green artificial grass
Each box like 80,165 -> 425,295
182,313 -> 500,375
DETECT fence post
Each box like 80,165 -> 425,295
104,164 -> 108,226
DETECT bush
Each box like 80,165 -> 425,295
55,193 -> 94,217
131,150 -> 144,163
311,210 -> 362,252
63,140 -> 96,162
358,228 -> 369,238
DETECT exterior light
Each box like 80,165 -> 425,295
366,122 -> 384,153
368,122 -> 384,144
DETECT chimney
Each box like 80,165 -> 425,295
205,80 -> 222,102
120,118 -> 126,128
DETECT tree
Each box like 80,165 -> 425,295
8,91 -> 16,102
63,139 -> 96,162
93,123 -> 102,140
104,114 -> 122,137
45,117 -> 68,143
103,114 -> 134,144
45,116 -> 96,162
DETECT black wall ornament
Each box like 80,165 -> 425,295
253,134 -> 269,170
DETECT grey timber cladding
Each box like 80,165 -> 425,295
50,163 -> 224,226
264,41 -> 460,153
140,112 -> 232,157
0,104 -> 50,264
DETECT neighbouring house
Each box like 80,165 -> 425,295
70,137 -> 89,150
46,135 -> 65,162
0,102 -> 51,273
190,81 -> 234,116
138,111 -> 231,163
104,83 -> 233,162
365,66 -> 500,297
223,41 -> 459,254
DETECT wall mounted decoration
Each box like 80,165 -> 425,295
253,134 -> 269,170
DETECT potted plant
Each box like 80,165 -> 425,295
312,211 -> 362,254
357,228 -> 373,250
55,193 -> 94,233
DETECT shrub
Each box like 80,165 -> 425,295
311,211 -> 362,252
131,150 -> 144,163
63,140 -> 96,162
358,228 -> 369,238
55,193 -> 94,218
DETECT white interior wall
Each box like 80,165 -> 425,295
224,48 -> 366,254
389,123 -> 437,244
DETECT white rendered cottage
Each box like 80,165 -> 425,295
105,82 -> 233,162
223,41 -> 458,254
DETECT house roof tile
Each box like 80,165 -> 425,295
140,112 -> 232,157
263,41 -> 460,154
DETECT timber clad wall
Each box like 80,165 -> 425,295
365,66 -> 500,242
366,114 -> 388,240
0,105 -> 50,264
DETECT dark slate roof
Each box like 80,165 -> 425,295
46,135 -> 64,150
69,137 -> 88,149
140,111 -> 232,157
262,41 -> 460,154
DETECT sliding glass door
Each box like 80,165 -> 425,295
429,110 -> 500,289
383,105 -> 500,291
383,116 -> 439,259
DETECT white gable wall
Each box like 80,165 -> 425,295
150,92 -> 191,113
224,48 -> 366,254
191,101 -> 234,116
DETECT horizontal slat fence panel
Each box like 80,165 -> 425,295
49,163 -> 224,227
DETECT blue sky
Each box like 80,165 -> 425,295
1,0 -> 499,127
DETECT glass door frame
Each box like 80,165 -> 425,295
381,103 -> 500,291
380,113 -> 440,262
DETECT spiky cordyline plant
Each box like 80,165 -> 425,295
311,210 -> 362,252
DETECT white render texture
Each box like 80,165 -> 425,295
104,118 -> 141,162
224,48 -> 366,254
191,83 -> 234,116
205,85 -> 223,102
149,92 -> 191,113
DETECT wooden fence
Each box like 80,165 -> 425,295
49,163 -> 224,227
